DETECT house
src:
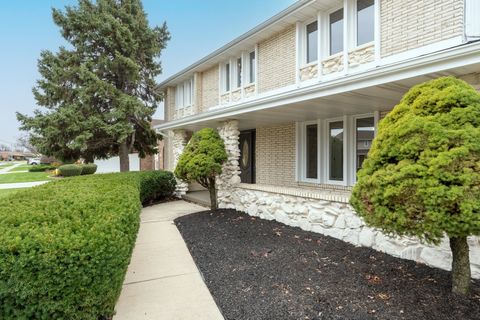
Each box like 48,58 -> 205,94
155,0 -> 480,277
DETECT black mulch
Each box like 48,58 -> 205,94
175,209 -> 480,320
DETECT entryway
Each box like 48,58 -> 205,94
239,130 -> 255,184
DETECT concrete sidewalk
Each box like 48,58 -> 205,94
0,181 -> 49,189
113,200 -> 224,320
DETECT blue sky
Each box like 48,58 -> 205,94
0,0 -> 295,146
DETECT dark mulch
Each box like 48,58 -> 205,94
175,209 -> 480,320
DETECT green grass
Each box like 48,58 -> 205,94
0,188 -> 22,198
0,163 -> 14,169
8,165 -> 31,172
0,172 -> 52,184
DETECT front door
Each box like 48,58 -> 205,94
239,130 -> 255,184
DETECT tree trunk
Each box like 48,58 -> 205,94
119,141 -> 130,172
208,178 -> 217,210
449,236 -> 471,295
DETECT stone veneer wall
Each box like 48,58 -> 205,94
216,120 -> 241,201
381,0 -> 464,57
171,129 -> 189,196
255,123 -> 296,187
258,25 -> 296,94
200,65 -> 219,110
300,64 -> 318,81
322,55 -> 344,75
349,43 -> 375,67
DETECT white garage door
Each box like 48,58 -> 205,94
95,153 -> 140,173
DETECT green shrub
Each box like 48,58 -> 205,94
0,171 -> 176,319
80,163 -> 98,175
58,164 -> 82,177
28,164 -> 56,172
350,77 -> 480,294
136,170 -> 176,204
174,128 -> 227,209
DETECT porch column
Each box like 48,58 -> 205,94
172,129 -> 189,197
216,120 -> 241,207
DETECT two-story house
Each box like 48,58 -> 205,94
156,0 -> 480,277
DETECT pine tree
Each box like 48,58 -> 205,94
17,0 -> 170,169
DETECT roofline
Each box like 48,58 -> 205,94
157,0 -> 316,89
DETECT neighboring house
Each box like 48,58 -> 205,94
156,0 -> 480,276
139,119 -> 166,171
0,151 -> 35,161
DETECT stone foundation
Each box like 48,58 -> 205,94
218,184 -> 480,279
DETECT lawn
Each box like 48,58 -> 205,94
0,188 -> 22,198
8,164 -> 31,172
175,210 -> 480,320
0,172 -> 52,184
0,163 -> 14,169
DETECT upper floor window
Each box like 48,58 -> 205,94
329,8 -> 344,55
248,51 -> 256,83
175,78 -> 194,109
306,21 -> 318,63
357,0 -> 375,46
224,63 -> 230,92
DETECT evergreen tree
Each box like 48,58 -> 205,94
351,77 -> 480,295
17,0 -> 170,169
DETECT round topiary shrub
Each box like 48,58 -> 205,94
58,164 -> 83,177
80,163 -> 98,175
350,77 -> 480,294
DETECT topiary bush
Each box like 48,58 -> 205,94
58,164 -> 83,177
80,163 -> 98,175
175,128 -> 228,209
0,171 -> 176,319
28,164 -> 57,172
350,77 -> 480,294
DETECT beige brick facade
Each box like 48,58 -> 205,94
164,86 -> 175,122
381,0 -> 464,57
255,123 -> 296,187
200,65 -> 219,110
258,25 -> 296,94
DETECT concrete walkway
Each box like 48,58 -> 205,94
0,163 -> 22,174
114,200 -> 224,320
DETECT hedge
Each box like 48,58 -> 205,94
80,163 -> 98,175
58,164 -> 83,177
0,171 -> 176,319
28,164 -> 57,172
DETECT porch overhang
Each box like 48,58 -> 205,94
155,41 -> 480,132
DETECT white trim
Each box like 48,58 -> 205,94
155,41 -> 480,131
374,0 -> 381,63
325,117 -> 347,185
317,11 -> 324,79
295,21 -> 302,85
351,113 -> 376,185
465,0 -> 480,40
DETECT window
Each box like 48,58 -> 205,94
329,9 -> 344,55
355,117 -> 374,172
175,78 -> 193,109
357,0 -> 375,46
328,120 -> 344,181
236,58 -> 242,88
249,51 -> 256,83
306,124 -> 318,179
306,21 -> 318,64
224,63 -> 230,92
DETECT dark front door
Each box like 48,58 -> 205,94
239,130 -> 255,184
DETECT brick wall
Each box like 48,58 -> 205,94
200,65 -> 219,110
256,123 -> 296,187
258,25 -> 297,94
381,0 -> 464,57
164,86 -> 175,121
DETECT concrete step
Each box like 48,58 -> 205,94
182,191 -> 211,208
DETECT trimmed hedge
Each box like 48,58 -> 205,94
136,170 -> 177,204
28,164 -> 57,172
80,163 -> 98,175
0,171 -> 176,319
58,164 -> 83,177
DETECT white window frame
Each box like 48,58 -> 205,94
296,113 -> 379,187
174,78 -> 194,110
220,62 -> 231,93
327,5 -> 345,58
325,117 -> 347,185
301,17 -> 320,66
353,0 -> 376,48
245,49 -> 257,85
298,120 -> 321,183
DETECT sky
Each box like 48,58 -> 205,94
0,0 -> 295,147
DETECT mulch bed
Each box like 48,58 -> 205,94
175,209 -> 480,320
